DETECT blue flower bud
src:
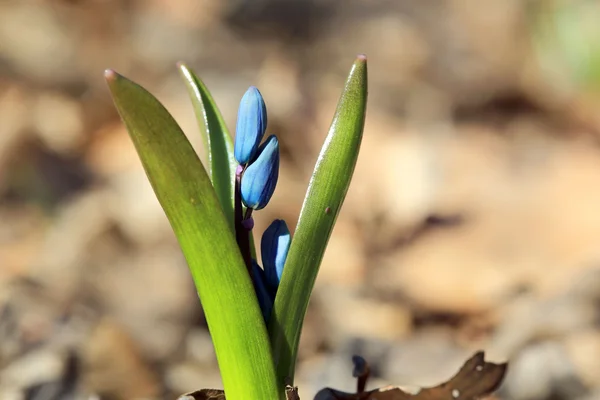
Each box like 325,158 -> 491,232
241,135 -> 279,210
252,261 -> 273,322
234,86 -> 267,164
261,219 -> 290,292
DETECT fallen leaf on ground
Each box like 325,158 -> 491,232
314,351 -> 507,400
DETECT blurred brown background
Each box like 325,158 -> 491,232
3,0 -> 600,399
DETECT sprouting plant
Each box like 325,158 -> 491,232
105,56 -> 508,400
105,56 -> 367,399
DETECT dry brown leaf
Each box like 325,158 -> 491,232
176,385 -> 299,399
286,384 -> 301,400
175,352 -> 506,400
176,389 -> 225,400
314,352 -> 507,400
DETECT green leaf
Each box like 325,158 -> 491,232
178,64 -> 238,230
268,56 -> 368,386
178,65 -> 257,259
105,70 -> 279,400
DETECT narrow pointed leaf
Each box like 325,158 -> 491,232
268,56 -> 368,386
105,70 -> 278,400
178,63 -> 237,230
178,64 -> 256,259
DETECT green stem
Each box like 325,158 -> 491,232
235,165 -> 253,274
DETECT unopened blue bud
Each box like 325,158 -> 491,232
252,261 -> 273,322
234,86 -> 267,164
261,219 -> 290,292
241,135 -> 279,210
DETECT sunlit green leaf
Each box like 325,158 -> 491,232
178,65 -> 257,258
178,64 -> 238,230
105,70 -> 278,400
268,56 -> 368,386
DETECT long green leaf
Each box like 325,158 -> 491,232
105,70 -> 279,400
178,64 -> 237,230
178,65 -> 257,259
268,56 -> 368,387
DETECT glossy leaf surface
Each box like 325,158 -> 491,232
105,70 -> 278,400
268,56 -> 368,386
179,63 -> 238,230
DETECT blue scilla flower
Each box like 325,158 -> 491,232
261,219 -> 290,292
241,135 -> 279,210
234,86 -> 267,165
252,261 -> 273,322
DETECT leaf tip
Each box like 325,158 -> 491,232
177,63 -> 195,84
104,69 -> 119,82
356,53 -> 367,62
177,62 -> 189,73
